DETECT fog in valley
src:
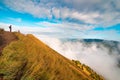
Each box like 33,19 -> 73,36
36,35 -> 120,80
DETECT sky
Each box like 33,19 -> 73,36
0,0 -> 120,41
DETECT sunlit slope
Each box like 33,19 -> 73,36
0,32 -> 104,80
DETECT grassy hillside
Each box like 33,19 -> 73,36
0,32 -> 104,80
72,60 -> 104,80
0,29 -> 17,55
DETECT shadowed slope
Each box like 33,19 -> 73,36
0,32 -> 104,80
0,31 -> 18,55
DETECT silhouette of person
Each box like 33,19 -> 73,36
9,25 -> 12,32
18,30 -> 20,33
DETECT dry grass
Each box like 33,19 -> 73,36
72,60 -> 104,80
0,32 -> 104,80
0,28 -> 4,34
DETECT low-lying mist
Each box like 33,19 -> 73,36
35,35 -> 120,80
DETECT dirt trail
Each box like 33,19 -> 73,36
0,31 -> 17,55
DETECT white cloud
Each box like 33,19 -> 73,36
1,22 -> 120,41
4,0 -> 52,18
36,21 -> 95,33
115,0 -> 120,9
8,18 -> 22,22
51,7 -> 101,24
3,0 -> 120,26
98,11 -> 120,27
52,8 -> 60,19
35,35 -> 120,80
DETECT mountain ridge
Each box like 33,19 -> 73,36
61,38 -> 120,43
0,30 -> 104,80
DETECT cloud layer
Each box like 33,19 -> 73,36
3,0 -> 120,26
1,22 -> 120,41
36,35 -> 120,80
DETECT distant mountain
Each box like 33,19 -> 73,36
83,39 -> 120,52
62,38 -> 120,54
0,31 -> 104,80
83,39 -> 104,43
63,38 -> 119,43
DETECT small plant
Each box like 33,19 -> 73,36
72,60 -> 104,80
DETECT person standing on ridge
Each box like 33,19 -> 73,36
9,25 -> 12,32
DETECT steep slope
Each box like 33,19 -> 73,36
0,32 -> 104,80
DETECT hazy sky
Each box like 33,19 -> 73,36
0,0 -> 120,41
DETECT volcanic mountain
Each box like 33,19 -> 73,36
0,29 -> 104,80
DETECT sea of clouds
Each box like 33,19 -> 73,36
35,34 -> 120,80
